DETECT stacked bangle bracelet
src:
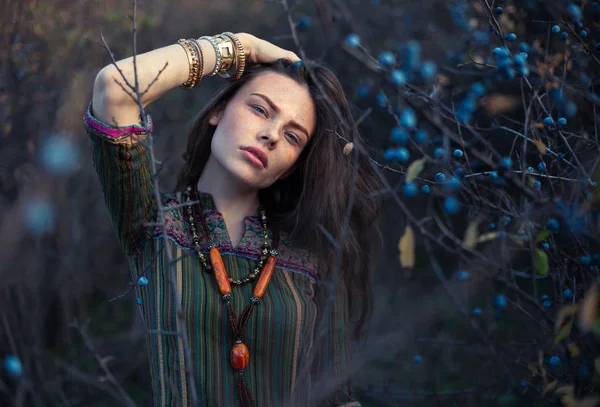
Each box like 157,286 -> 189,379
177,32 -> 247,90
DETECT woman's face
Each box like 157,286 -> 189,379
207,71 -> 317,190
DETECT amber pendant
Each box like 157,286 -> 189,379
230,342 -> 250,370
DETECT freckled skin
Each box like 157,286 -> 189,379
204,71 -> 317,191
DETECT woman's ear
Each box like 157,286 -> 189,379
208,108 -> 223,126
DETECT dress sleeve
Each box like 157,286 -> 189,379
312,277 -> 362,407
83,102 -> 157,256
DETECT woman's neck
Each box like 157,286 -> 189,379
196,167 -> 260,221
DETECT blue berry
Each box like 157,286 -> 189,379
421,184 -> 431,194
580,254 -> 592,265
473,307 -> 482,316
537,161 -> 547,171
296,15 -> 312,32
494,294 -> 506,309
489,222 -> 496,230
527,166 -> 534,172
552,25 -> 560,33
557,117 -> 567,126
540,294 -> 549,301
453,149 -> 464,158
520,380 -> 528,388
533,180 -> 541,190
345,34 -> 361,47
391,127 -> 409,144
542,242 -> 550,250
543,116 -> 554,126
435,172 -> 446,182
397,148 -> 410,162
434,147 -> 445,158
505,33 -> 517,41
546,218 -> 559,232
4,355 -> 22,377
392,70 -> 407,86
445,177 -> 461,191
500,157 -> 513,169
543,300 -> 552,308
138,276 -> 149,286
563,289 -> 573,299
561,32 -> 568,40
136,297 -> 142,304
413,355 -> 423,364
420,61 -> 437,82
549,356 -> 560,367
494,7 -> 503,14
443,196 -> 460,215
503,216 -> 511,224
456,270 -> 470,281
471,82 -> 485,96
379,51 -> 396,67
596,42 -> 600,51
414,129 -> 429,144
403,182 -> 418,197
400,108 -> 417,129
580,30 -> 587,38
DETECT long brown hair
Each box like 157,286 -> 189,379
175,59 -> 382,339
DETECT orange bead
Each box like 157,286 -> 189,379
253,255 -> 277,299
209,248 -> 231,295
230,342 -> 250,370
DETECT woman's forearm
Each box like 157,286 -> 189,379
92,39 -> 217,128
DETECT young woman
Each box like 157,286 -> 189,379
84,32 -> 381,407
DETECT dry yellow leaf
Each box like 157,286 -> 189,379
533,139 -> 548,155
579,283 -> 598,332
480,94 -> 521,115
343,142 -> 353,156
543,380 -> 557,395
462,219 -> 480,250
398,225 -> 415,269
567,343 -> 581,357
556,304 -> 580,331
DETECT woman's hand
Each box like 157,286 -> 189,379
235,33 -> 300,65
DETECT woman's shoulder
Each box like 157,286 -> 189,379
150,192 -> 193,248
274,231 -> 318,280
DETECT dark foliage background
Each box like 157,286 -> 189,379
1,0 -> 600,406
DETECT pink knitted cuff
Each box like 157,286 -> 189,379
83,102 -> 153,141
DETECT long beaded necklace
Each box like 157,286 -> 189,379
184,185 -> 279,407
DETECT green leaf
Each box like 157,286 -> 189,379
536,229 -> 550,243
405,157 -> 427,183
554,321 -> 572,345
592,320 -> 600,336
535,249 -> 549,275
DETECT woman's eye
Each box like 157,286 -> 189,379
287,133 -> 299,144
253,105 -> 267,115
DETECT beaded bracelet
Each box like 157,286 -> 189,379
177,39 -> 200,89
188,38 -> 205,82
198,36 -> 223,76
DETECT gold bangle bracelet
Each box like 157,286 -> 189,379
192,38 -> 206,80
221,32 -> 246,80
177,38 -> 200,89
188,38 -> 205,84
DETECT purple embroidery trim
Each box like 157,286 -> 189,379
83,102 -> 153,141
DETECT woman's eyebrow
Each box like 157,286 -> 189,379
250,92 -> 309,137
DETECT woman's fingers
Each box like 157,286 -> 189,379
236,33 -> 299,65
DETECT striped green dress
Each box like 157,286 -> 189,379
84,103 -> 361,407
